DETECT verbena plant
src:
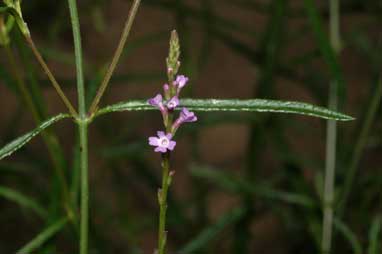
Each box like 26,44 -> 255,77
0,0 -> 356,254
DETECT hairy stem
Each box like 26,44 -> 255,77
158,153 -> 170,254
24,35 -> 78,117
322,0 -> 341,253
88,0 -> 141,115
67,0 -> 88,253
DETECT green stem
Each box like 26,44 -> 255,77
88,0 -> 141,115
322,0 -> 340,253
158,153 -> 171,254
67,0 -> 88,253
78,122 -> 89,254
67,0 -> 86,118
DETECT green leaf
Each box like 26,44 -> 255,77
334,217 -> 362,254
16,217 -> 68,254
0,186 -> 46,218
179,207 -> 245,254
191,165 -> 316,208
303,0 -> 345,101
368,215 -> 381,254
0,114 -> 71,160
97,99 -> 354,121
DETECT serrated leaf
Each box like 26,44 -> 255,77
97,99 -> 354,121
0,114 -> 71,161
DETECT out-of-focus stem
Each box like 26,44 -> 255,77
338,79 -> 382,214
24,35 -> 78,117
88,0 -> 141,115
322,0 -> 341,253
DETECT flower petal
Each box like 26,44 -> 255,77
157,131 -> 165,138
155,146 -> 167,153
148,137 -> 159,146
148,94 -> 163,107
168,141 -> 176,150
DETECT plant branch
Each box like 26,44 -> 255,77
24,35 -> 78,117
88,0 -> 141,115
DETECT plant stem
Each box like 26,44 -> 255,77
158,153 -> 171,254
88,0 -> 141,115
24,35 -> 78,117
67,0 -> 88,253
78,122 -> 89,254
322,0 -> 340,253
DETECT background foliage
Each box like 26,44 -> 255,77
0,0 -> 380,253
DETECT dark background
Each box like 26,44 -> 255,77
0,0 -> 381,253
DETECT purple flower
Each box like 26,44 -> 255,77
148,131 -> 176,153
166,96 -> 179,110
179,107 -> 198,122
174,75 -> 189,95
172,107 -> 198,133
148,94 -> 167,116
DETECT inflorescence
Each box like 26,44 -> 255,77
147,31 -> 197,154
148,74 -> 197,153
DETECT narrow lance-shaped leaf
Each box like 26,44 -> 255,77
0,186 -> 47,218
16,217 -> 68,254
179,207 -> 245,254
368,215 -> 381,254
0,114 -> 71,160
97,99 -> 354,121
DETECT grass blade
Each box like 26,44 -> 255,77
0,114 -> 71,160
16,217 -> 68,254
191,166 -> 316,208
333,218 -> 362,254
368,215 -> 381,254
303,0 -> 344,101
179,207 -> 245,254
0,186 -> 46,218
97,99 -> 354,121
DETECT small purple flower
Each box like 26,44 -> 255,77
148,94 -> 167,116
148,131 -> 176,153
179,107 -> 198,122
166,96 -> 179,110
172,107 -> 197,133
175,75 -> 189,88
174,75 -> 189,94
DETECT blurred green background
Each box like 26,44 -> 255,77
0,0 -> 381,253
